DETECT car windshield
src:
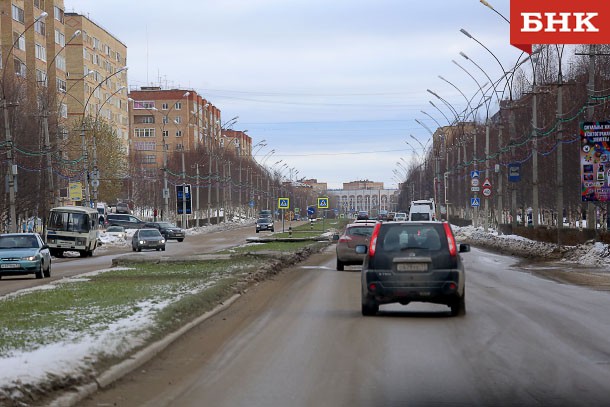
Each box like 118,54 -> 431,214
107,227 -> 124,232
157,222 -> 175,228
139,230 -> 160,238
257,218 -> 271,223
0,235 -> 38,249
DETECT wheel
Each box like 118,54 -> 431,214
270,228 -> 274,232
79,250 -> 87,258
256,230 -> 259,233
137,247 -> 142,252
162,246 -> 166,251
361,299 -> 378,316
55,250 -> 64,258
43,261 -> 51,278
336,259 -> 345,271
156,248 -> 160,251
449,295 -> 466,317
132,246 -> 136,252
35,265 -> 43,279
177,238 -> 184,242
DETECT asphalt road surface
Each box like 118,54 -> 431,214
81,245 -> 610,407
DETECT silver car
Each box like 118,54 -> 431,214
0,233 -> 51,279
131,228 -> 166,252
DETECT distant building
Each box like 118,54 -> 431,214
302,179 -> 327,194
65,12 -> 129,149
343,180 -> 384,191
328,180 -> 398,216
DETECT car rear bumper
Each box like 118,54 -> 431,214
363,271 -> 463,304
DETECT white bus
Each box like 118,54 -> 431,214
45,206 -> 100,258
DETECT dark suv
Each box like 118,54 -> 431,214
144,221 -> 185,242
106,214 -> 146,229
356,221 -> 470,317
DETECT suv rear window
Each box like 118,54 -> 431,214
347,226 -> 374,237
369,223 -> 454,270
410,212 -> 430,221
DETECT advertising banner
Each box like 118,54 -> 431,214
580,121 -> 610,202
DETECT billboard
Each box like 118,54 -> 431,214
581,121 -> 610,202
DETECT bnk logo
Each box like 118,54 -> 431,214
510,0 -> 610,53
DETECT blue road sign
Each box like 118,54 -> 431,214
307,206 -> 315,215
508,163 -> 521,182
278,198 -> 290,209
471,170 -> 480,178
471,197 -> 481,207
317,197 -> 329,208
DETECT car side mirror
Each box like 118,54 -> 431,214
332,233 -> 340,242
459,243 -> 471,253
42,244 -> 49,250
355,245 -> 368,254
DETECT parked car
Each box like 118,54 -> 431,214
335,221 -> 376,271
105,226 -> 127,240
256,217 -> 274,233
0,233 -> 51,280
131,228 -> 166,252
357,221 -> 470,316
116,202 -> 131,214
106,213 -> 146,229
144,222 -> 185,242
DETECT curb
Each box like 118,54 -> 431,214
48,294 -> 242,407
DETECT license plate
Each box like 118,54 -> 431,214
1,263 -> 20,269
396,263 -> 428,272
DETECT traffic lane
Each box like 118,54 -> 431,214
149,246 -> 610,406
0,225 -> 253,296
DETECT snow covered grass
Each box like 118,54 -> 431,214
0,234 -> 265,405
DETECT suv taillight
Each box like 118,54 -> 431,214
443,222 -> 457,257
369,223 -> 381,256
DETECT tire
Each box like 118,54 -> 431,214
137,247 -> 142,252
450,295 -> 466,317
256,230 -> 259,233
79,251 -> 87,258
361,300 -> 378,316
35,265 -> 43,279
177,239 -> 184,242
162,246 -> 166,251
156,248 -> 160,251
43,261 -> 51,278
132,246 -> 136,252
336,259 -> 345,271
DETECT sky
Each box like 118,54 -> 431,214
63,0 -> 524,190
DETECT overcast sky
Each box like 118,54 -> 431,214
64,0 -> 523,189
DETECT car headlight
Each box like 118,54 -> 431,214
139,240 -> 145,244
161,239 -> 165,243
21,256 -> 37,261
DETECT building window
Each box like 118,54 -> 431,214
36,69 -> 47,85
162,130 -> 169,138
176,130 -> 183,137
55,30 -> 65,46
13,32 -> 25,51
137,115 -> 155,124
57,78 -> 67,93
12,5 -> 24,24
13,59 -> 26,77
34,0 -> 45,9
174,116 -> 182,124
133,101 -> 155,109
143,155 -> 156,164
162,116 -> 168,124
35,43 -> 47,61
162,103 -> 168,110
35,20 -> 46,36
175,102 -> 182,110
55,55 -> 66,71
176,143 -> 184,151
134,141 -> 156,151
135,128 -> 155,138
59,103 -> 67,118
53,6 -> 64,23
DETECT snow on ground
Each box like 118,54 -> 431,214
1,220 -> 609,402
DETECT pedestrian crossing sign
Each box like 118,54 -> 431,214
317,197 -> 329,209
278,198 -> 290,209
471,197 -> 481,207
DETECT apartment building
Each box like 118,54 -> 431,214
222,129 -> 252,157
128,87 -> 222,177
64,12 -> 128,149
0,0 -> 67,103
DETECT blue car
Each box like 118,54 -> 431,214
0,233 -> 51,280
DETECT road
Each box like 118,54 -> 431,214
81,245 -> 610,406
0,224 -> 255,296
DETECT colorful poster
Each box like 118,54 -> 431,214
580,121 -> 610,202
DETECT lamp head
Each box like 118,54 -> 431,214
459,51 -> 469,60
460,28 -> 472,38
37,12 -> 48,20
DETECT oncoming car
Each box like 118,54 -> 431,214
256,217 -> 274,233
131,228 -> 166,252
144,222 -> 185,242
357,221 -> 470,317
105,226 -> 127,240
335,221 -> 376,271
0,233 -> 51,280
